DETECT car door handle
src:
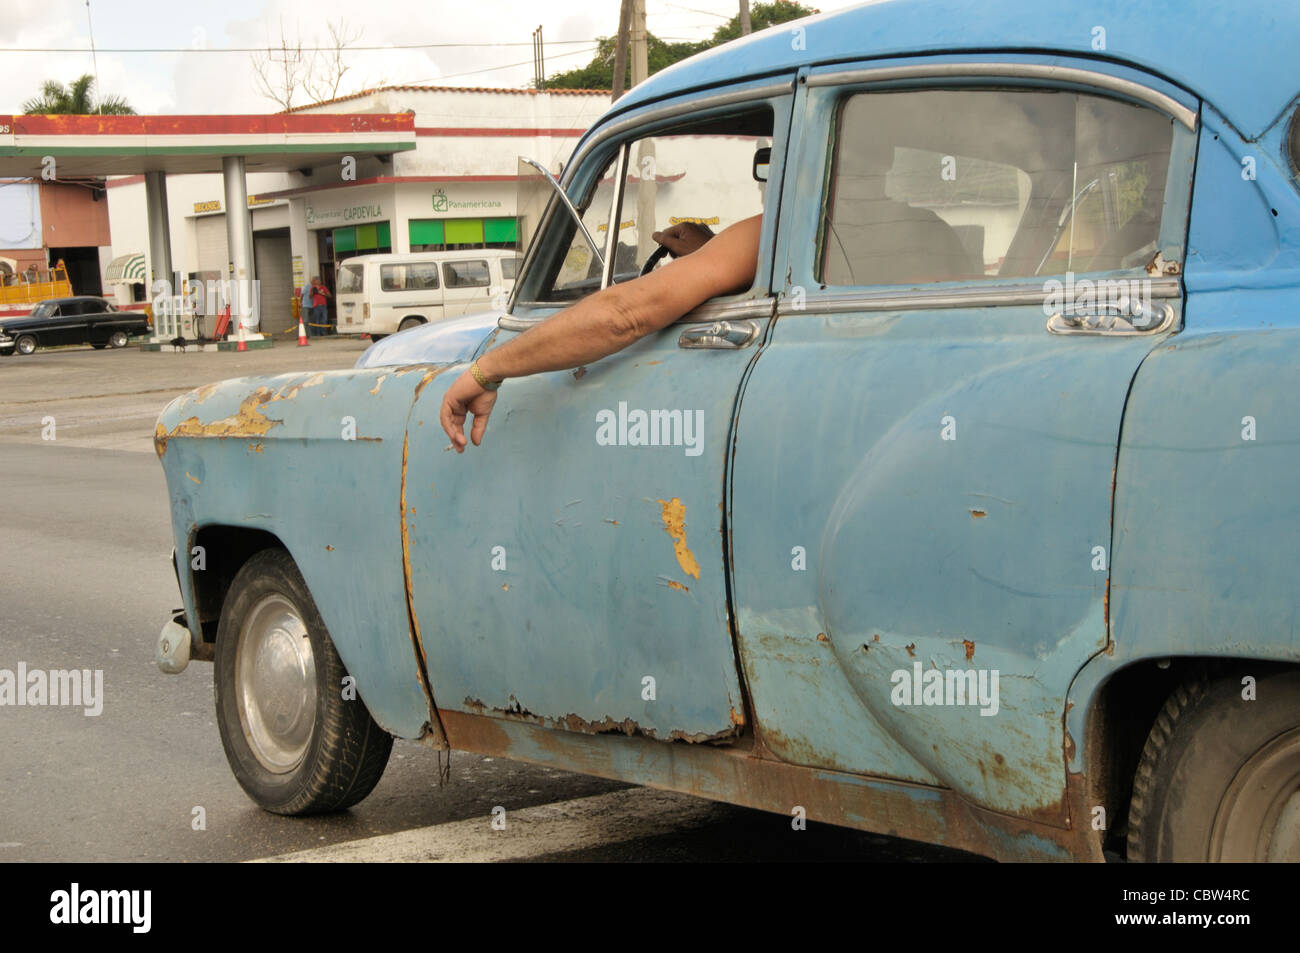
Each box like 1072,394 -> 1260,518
677,319 -> 760,349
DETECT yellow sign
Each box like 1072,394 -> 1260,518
193,200 -> 221,213
247,196 -> 274,207
669,216 -> 720,226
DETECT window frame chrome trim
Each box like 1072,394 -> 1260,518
775,277 -> 1182,316
805,63 -> 1197,130
558,80 -> 797,191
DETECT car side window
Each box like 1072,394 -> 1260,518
820,89 -> 1175,286
443,260 -> 490,288
381,263 -> 441,291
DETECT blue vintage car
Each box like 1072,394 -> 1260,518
155,0 -> 1300,862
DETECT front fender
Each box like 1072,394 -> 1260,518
154,364 -> 455,740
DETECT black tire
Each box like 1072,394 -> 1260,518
397,317 -> 424,333
15,334 -> 37,356
368,333 -> 387,342
1128,666 -> 1300,861
214,547 -> 393,815
108,330 -> 129,348
92,343 -> 108,349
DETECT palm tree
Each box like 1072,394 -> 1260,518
22,74 -> 135,115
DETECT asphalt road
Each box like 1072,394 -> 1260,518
0,341 -> 979,862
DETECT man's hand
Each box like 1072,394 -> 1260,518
440,369 -> 498,452
651,222 -> 715,258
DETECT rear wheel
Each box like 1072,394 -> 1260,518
397,317 -> 424,333
108,330 -> 129,348
15,334 -> 37,355
91,343 -> 108,349
1128,666 -> 1300,861
214,547 -> 392,815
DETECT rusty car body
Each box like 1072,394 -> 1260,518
155,0 -> 1300,861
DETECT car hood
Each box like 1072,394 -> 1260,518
353,310 -> 502,369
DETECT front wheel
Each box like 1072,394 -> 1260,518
14,334 -> 37,355
397,317 -> 424,333
108,330 -> 129,348
214,547 -> 392,815
1128,666 -> 1300,861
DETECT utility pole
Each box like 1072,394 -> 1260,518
739,0 -> 753,35
85,0 -> 101,113
532,26 -> 545,89
631,0 -> 656,262
611,0 -> 633,101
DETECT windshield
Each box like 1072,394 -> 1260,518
30,302 -> 56,319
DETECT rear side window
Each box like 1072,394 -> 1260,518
337,264 -> 364,294
381,262 -> 440,291
443,260 -> 490,288
501,258 -> 520,280
821,88 -> 1176,286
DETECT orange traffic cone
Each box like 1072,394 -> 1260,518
297,314 -> 310,347
236,320 -> 247,352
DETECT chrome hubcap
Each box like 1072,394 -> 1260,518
235,594 -> 317,773
1211,727 -> 1300,861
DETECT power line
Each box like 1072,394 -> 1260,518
0,40 -> 600,54
402,45 -> 600,84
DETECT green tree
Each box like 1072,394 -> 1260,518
22,74 -> 136,115
546,1 -> 818,90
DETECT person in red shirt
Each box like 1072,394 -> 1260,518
308,276 -> 331,336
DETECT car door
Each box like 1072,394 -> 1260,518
729,61 -> 1198,817
48,301 -> 86,346
402,80 -> 794,741
84,299 -> 112,345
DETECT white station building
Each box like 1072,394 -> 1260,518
103,86 -> 612,337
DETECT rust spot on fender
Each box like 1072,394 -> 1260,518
656,497 -> 700,579
325,545 -> 334,551
663,579 -> 689,592
572,366 -> 587,380
186,471 -> 200,485
604,518 -> 618,525
247,442 -> 264,453
275,372 -> 325,401
730,706 -> 745,726
970,509 -> 986,519
369,374 -> 388,395
399,428 -> 448,749
816,632 -> 829,643
963,639 -> 975,661
905,642 -> 916,657
163,387 -> 283,443
413,366 -> 451,400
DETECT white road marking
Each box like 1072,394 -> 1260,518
249,787 -> 725,863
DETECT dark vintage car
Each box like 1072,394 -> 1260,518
0,296 -> 149,355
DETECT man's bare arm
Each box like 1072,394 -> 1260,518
478,214 -> 760,379
439,214 -> 761,451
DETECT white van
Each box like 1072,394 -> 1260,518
334,250 -> 519,339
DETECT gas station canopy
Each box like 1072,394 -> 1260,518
0,113 -> 416,177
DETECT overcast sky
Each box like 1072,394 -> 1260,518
0,0 -> 860,115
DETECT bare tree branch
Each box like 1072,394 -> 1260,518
250,19 -> 307,111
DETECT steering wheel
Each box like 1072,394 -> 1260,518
640,243 -> 671,277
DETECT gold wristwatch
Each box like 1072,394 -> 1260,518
470,360 -> 501,391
